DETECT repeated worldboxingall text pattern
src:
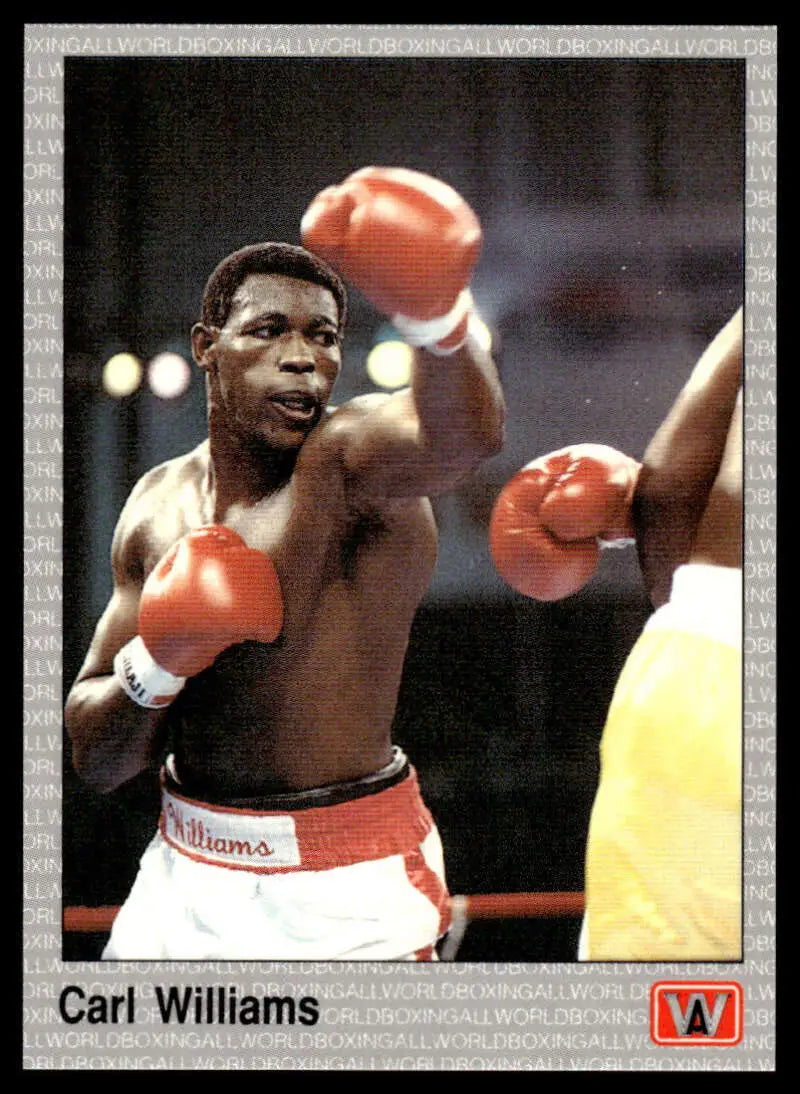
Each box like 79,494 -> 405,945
22,23 -> 776,1072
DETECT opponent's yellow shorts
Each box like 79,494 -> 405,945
580,563 -> 742,961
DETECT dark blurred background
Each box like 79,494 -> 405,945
62,57 -> 744,960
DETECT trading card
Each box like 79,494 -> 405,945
23,24 -> 777,1072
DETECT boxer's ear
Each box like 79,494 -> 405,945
191,323 -> 218,371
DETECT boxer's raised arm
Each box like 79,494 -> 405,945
330,335 -> 504,501
633,307 -> 743,607
301,166 -> 505,501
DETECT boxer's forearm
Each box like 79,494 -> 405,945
412,329 -> 505,473
340,334 -> 504,501
65,675 -> 169,793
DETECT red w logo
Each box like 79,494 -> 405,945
651,982 -> 743,1046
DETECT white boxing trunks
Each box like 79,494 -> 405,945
580,563 -> 742,961
102,749 -> 451,961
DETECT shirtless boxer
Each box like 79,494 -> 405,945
489,309 -> 743,960
65,167 -> 505,961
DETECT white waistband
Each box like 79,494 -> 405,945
158,766 -> 432,874
644,563 -> 742,648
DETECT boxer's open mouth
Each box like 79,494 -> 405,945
269,392 -> 319,423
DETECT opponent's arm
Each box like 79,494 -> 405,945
633,307 -> 743,607
690,389 -> 743,570
301,166 -> 506,501
65,516 -> 284,794
489,444 -> 640,601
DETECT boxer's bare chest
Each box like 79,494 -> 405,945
154,450 -> 434,791
141,441 -> 344,588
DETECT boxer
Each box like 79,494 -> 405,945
490,309 -> 743,960
65,168 -> 505,960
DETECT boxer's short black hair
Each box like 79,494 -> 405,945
201,242 -> 347,330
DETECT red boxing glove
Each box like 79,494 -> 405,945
301,166 -> 482,355
114,526 -> 283,708
489,445 -> 640,602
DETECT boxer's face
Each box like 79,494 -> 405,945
195,272 -> 342,448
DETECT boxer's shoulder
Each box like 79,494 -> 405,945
294,397 -> 437,543
294,395 -> 393,475
125,441 -> 209,504
318,393 -> 394,433
113,443 -> 210,581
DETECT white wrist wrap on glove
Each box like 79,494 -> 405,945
597,535 -> 636,550
391,289 -> 473,355
114,635 -> 186,709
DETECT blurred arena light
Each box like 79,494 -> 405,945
147,351 -> 192,399
366,339 -> 415,390
102,352 -> 143,397
366,311 -> 495,391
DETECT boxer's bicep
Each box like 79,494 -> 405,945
339,388 -> 474,502
74,582 -> 142,684
70,497 -> 150,688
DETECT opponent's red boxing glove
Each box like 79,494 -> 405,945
489,445 -> 640,602
114,526 -> 283,708
301,166 -> 482,355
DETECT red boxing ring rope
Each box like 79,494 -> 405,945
63,892 -> 584,934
